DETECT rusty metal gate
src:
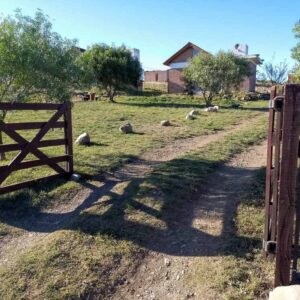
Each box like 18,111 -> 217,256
263,84 -> 300,286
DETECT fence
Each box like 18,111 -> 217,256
0,101 -> 73,195
263,84 -> 300,286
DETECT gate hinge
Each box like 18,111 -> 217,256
269,96 -> 284,111
263,240 -> 277,254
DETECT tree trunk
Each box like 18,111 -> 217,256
206,93 -> 213,107
203,91 -> 213,107
0,130 -> 5,161
106,87 -> 116,103
108,93 -> 115,102
107,89 -> 116,102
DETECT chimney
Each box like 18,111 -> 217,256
233,44 -> 249,56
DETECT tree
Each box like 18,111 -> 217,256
292,20 -> 300,62
183,54 -> 218,106
259,61 -> 288,85
78,44 -> 142,102
215,51 -> 251,95
291,20 -> 300,83
291,67 -> 300,83
183,51 -> 250,106
0,9 -> 79,160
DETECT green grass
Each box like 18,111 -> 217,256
0,96 -> 267,235
2,95 -> 267,178
0,114 -> 270,299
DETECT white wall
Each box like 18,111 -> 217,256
169,62 -> 189,69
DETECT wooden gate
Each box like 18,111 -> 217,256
263,84 -> 300,286
0,101 -> 73,195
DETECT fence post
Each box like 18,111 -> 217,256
275,84 -> 300,286
263,86 -> 276,257
64,101 -> 74,176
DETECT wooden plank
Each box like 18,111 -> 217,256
275,84 -> 300,286
64,101 -> 74,175
0,121 -> 64,130
2,155 -> 68,171
264,86 -> 276,254
0,139 -> 66,153
0,103 -> 67,184
0,155 -> 69,173
0,125 -> 66,182
38,139 -> 66,148
270,111 -> 283,241
0,173 -> 67,195
292,188 -> 300,282
0,102 -> 62,110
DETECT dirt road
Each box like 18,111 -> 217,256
110,141 -> 267,300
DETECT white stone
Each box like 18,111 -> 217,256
269,285 -> 300,300
75,132 -> 90,145
204,106 -> 219,112
164,258 -> 171,267
160,120 -> 171,126
189,109 -> 199,116
119,123 -> 133,134
186,114 -> 195,120
71,173 -> 81,181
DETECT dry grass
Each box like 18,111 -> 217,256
0,114 -> 271,299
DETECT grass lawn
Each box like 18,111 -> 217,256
0,95 -> 267,211
0,110 -> 272,299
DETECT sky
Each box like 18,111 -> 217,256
0,0 -> 299,71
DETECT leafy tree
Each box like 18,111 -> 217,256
183,51 -> 250,106
291,67 -> 300,83
259,61 -> 288,85
78,44 -> 142,102
292,20 -> 300,62
183,54 -> 218,106
0,9 -> 79,160
215,51 -> 251,95
291,21 -> 300,83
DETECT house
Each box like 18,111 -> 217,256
144,42 -> 263,94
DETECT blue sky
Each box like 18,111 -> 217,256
0,0 -> 299,70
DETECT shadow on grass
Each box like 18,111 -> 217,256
119,100 -> 268,113
0,178 -> 70,218
87,141 -> 109,147
0,154 -> 264,259
119,100 -> 206,109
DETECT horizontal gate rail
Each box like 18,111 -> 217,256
0,102 -> 62,110
0,101 -> 73,194
0,139 -> 67,153
0,121 -> 65,130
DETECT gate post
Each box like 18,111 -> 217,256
275,84 -> 300,286
263,86 -> 277,258
64,101 -> 74,176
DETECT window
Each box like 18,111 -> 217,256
192,49 -> 200,56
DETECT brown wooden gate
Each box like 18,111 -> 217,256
263,84 -> 300,286
0,101 -> 73,195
